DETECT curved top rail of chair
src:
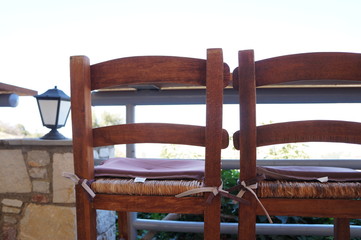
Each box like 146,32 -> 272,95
85,56 -> 230,90
233,52 -> 361,89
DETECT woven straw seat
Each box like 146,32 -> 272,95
92,157 -> 205,196
257,165 -> 361,199
258,180 -> 361,199
92,178 -> 204,196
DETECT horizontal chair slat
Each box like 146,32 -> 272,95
258,198 -> 361,218
93,123 -> 229,148
233,120 -> 361,150
257,120 -> 361,146
93,194 -> 205,214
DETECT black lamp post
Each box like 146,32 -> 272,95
34,86 -> 71,140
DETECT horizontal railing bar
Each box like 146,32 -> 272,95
92,87 -> 361,106
133,219 -> 361,237
222,159 -> 361,169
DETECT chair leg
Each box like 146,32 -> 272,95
118,211 -> 130,240
75,186 -> 97,240
238,195 -> 257,240
334,218 -> 350,240
204,195 -> 221,240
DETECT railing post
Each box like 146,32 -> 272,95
126,104 -> 136,158
125,104 -> 137,240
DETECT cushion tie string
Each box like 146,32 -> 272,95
175,183 -> 250,205
236,178 -> 273,224
63,172 -> 96,199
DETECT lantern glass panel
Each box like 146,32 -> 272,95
38,99 -> 58,125
58,100 -> 71,126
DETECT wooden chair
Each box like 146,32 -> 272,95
232,50 -> 361,239
70,48 -> 230,240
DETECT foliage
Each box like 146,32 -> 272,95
160,144 -> 203,159
0,121 -> 41,138
92,111 -> 123,127
259,143 -> 309,160
221,169 -> 240,223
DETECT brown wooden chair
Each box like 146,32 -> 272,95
70,48 -> 230,240
232,50 -> 361,239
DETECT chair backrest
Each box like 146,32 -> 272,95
233,50 -> 361,181
70,49 -> 230,187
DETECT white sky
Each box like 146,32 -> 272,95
1,0 -> 361,142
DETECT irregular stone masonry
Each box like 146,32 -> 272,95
0,139 -> 116,240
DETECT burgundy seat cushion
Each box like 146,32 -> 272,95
95,157 -> 204,180
257,166 -> 361,182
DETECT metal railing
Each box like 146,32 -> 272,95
133,219 -> 361,237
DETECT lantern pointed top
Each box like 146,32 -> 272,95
35,86 -> 70,100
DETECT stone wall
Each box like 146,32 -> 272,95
0,139 -> 116,240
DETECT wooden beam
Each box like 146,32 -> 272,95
0,82 -> 37,96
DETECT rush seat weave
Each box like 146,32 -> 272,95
92,178 -> 204,196
258,180 -> 361,199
